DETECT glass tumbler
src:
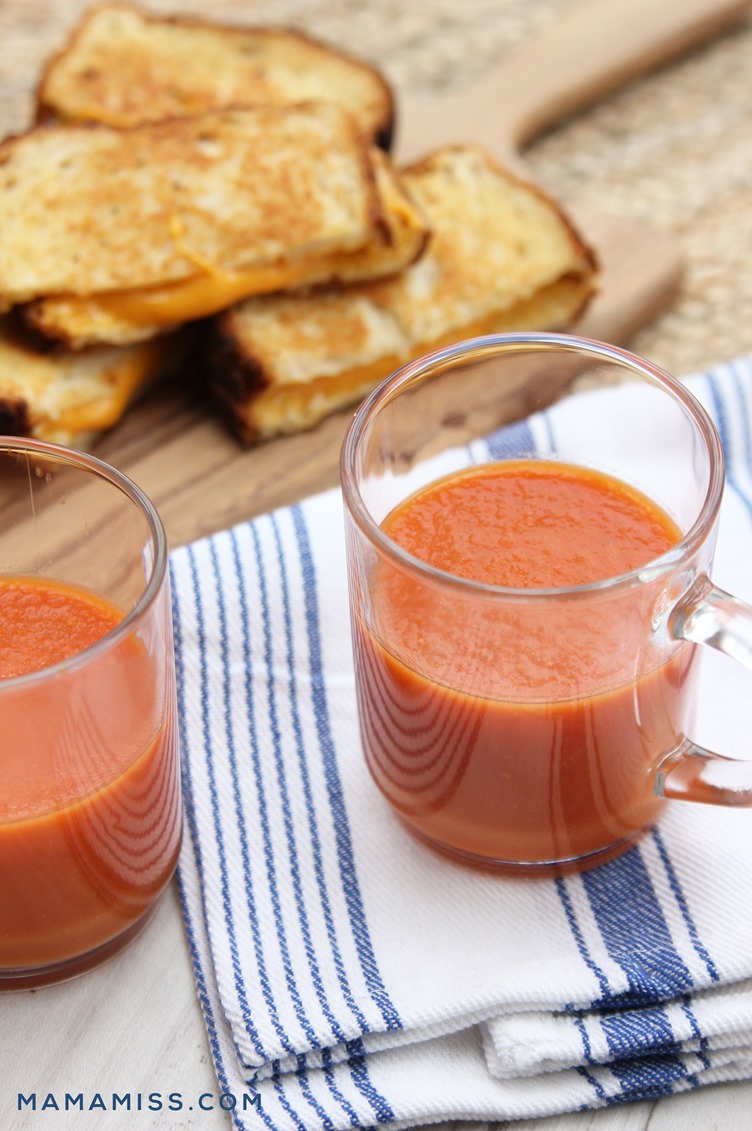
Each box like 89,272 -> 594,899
0,439 -> 182,987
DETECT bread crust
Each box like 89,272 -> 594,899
201,145 -> 600,445
0,103 -> 395,304
10,130 -> 428,348
201,313 -> 270,446
36,3 -> 394,150
403,144 -> 598,273
0,314 -> 176,447
0,396 -> 31,437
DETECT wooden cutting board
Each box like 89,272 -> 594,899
95,0 -> 750,550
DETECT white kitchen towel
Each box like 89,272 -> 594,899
170,354 -> 752,1130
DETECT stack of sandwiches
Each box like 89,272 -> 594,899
0,3 -> 598,449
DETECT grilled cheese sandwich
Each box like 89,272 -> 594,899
0,317 -> 176,448
0,103 -> 428,347
21,147 -> 429,347
204,146 -> 599,444
37,3 -> 394,150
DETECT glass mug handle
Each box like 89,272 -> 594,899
657,577 -> 752,805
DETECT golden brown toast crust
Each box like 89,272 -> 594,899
15,139 -> 429,349
203,316 -> 269,447
0,396 -> 31,438
206,276 -> 597,445
0,314 -> 177,448
202,145 -> 599,444
0,102 -> 395,305
36,3 -> 394,150
404,145 -> 598,274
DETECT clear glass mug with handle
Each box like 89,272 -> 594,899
340,333 -> 752,875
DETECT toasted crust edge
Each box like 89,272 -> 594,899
201,270 -> 598,448
401,143 -> 600,280
35,2 -> 395,150
0,101 -> 396,316
199,310 -> 272,445
0,396 -> 31,437
200,146 -> 600,447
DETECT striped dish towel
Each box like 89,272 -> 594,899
170,356 -> 752,1130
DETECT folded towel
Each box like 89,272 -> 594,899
170,355 -> 752,1130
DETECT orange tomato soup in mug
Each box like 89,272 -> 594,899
0,577 -> 181,973
352,460 -> 693,869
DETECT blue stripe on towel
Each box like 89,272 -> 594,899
188,543 -> 273,1059
270,513 -> 393,1124
249,518 -> 356,1131
178,530 -> 334,1130
206,538 -> 272,1061
171,572 -> 256,1131
292,505 -> 398,1122
554,878 -> 611,1001
321,1047 -> 361,1129
175,872 -> 255,1131
250,521 -> 326,1053
173,510 -> 400,1128
224,529 -> 338,1130
581,849 -> 693,1100
296,1055 -> 338,1131
225,529 -> 300,1059
292,504 -> 402,1037
554,872 -> 691,1102
264,515 -> 349,1044
599,1005 -> 676,1058
650,825 -> 719,984
269,512 -> 372,1038
679,996 -> 711,1073
271,1073 -> 311,1131
344,1039 -> 397,1125
485,418 -> 536,460
730,359 -> 752,469
195,538 -> 337,1128
707,369 -> 752,520
581,849 -> 694,1003
608,1053 -> 690,1103
204,534 -> 300,1062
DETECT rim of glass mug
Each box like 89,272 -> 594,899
0,436 -> 167,689
340,332 -> 725,600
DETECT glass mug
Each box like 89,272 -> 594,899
341,333 -> 752,875
0,440 -> 182,988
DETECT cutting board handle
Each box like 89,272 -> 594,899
496,0 -> 750,151
396,0 -> 750,163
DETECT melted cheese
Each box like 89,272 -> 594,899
245,276 -> 594,441
52,259 -> 325,327
34,339 -> 168,440
40,170 -> 426,332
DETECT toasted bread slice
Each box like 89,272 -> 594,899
0,317 -> 174,449
0,103 -> 428,342
21,145 -> 429,349
37,3 -> 394,150
204,145 -> 599,444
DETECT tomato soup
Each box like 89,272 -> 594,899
0,576 -> 181,974
352,460 -> 693,868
